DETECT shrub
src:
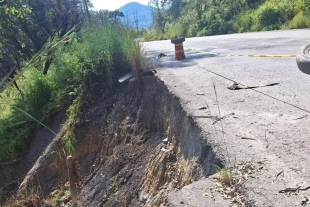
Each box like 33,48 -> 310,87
256,2 -> 281,26
197,28 -> 209,37
289,11 -> 310,28
295,0 -> 310,12
232,11 -> 254,33
255,1 -> 295,30
166,21 -> 187,38
187,23 -> 199,37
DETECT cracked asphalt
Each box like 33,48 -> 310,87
144,29 -> 310,206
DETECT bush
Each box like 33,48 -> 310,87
232,11 -> 254,33
256,2 -> 281,26
277,1 -> 295,22
255,1 -> 295,30
166,21 -> 188,38
289,11 -> 310,28
197,28 -> 209,37
295,0 -> 310,12
187,23 -> 199,37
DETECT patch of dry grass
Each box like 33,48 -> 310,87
211,161 -> 260,206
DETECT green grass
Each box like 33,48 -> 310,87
47,189 -> 66,206
0,24 -> 145,162
0,70 -> 53,161
214,165 -> 234,186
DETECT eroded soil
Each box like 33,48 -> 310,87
73,77 -> 221,206
1,76 -> 222,206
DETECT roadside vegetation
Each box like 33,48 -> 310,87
145,0 -> 310,40
2,0 -> 308,205
0,1 -> 145,164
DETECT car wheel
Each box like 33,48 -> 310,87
296,44 -> 310,75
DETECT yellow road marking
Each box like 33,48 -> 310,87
184,46 -> 296,58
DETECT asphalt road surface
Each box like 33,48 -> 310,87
144,29 -> 310,206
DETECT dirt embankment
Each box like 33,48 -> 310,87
1,76 -> 223,206
0,113 -> 66,202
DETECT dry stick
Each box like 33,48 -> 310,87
264,129 -> 269,149
241,137 -> 256,140
67,156 -> 78,206
276,170 -> 284,178
189,115 -> 216,119
279,186 -> 310,193
212,112 -> 235,125
36,173 -> 44,205
294,115 -> 308,120
213,82 -> 231,167
205,100 -> 218,144
205,100 -> 221,142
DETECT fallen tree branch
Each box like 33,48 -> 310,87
279,186 -> 310,193
228,82 -> 279,90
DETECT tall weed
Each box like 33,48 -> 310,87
0,24 -> 144,162
0,70 -> 52,161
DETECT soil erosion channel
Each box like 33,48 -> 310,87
1,76 -> 222,206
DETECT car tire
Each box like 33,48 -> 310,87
296,44 -> 310,75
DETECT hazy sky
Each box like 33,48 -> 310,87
90,0 -> 150,11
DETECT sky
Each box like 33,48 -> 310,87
90,0 -> 150,11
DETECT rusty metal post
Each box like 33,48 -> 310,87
67,156 -> 78,206
171,37 -> 186,60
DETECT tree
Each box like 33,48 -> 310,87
108,10 -> 125,22
0,0 -> 86,86
148,0 -> 165,33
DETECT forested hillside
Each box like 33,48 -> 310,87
145,0 -> 310,40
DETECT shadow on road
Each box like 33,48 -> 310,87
147,49 -> 219,70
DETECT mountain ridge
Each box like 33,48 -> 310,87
118,2 -> 153,29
